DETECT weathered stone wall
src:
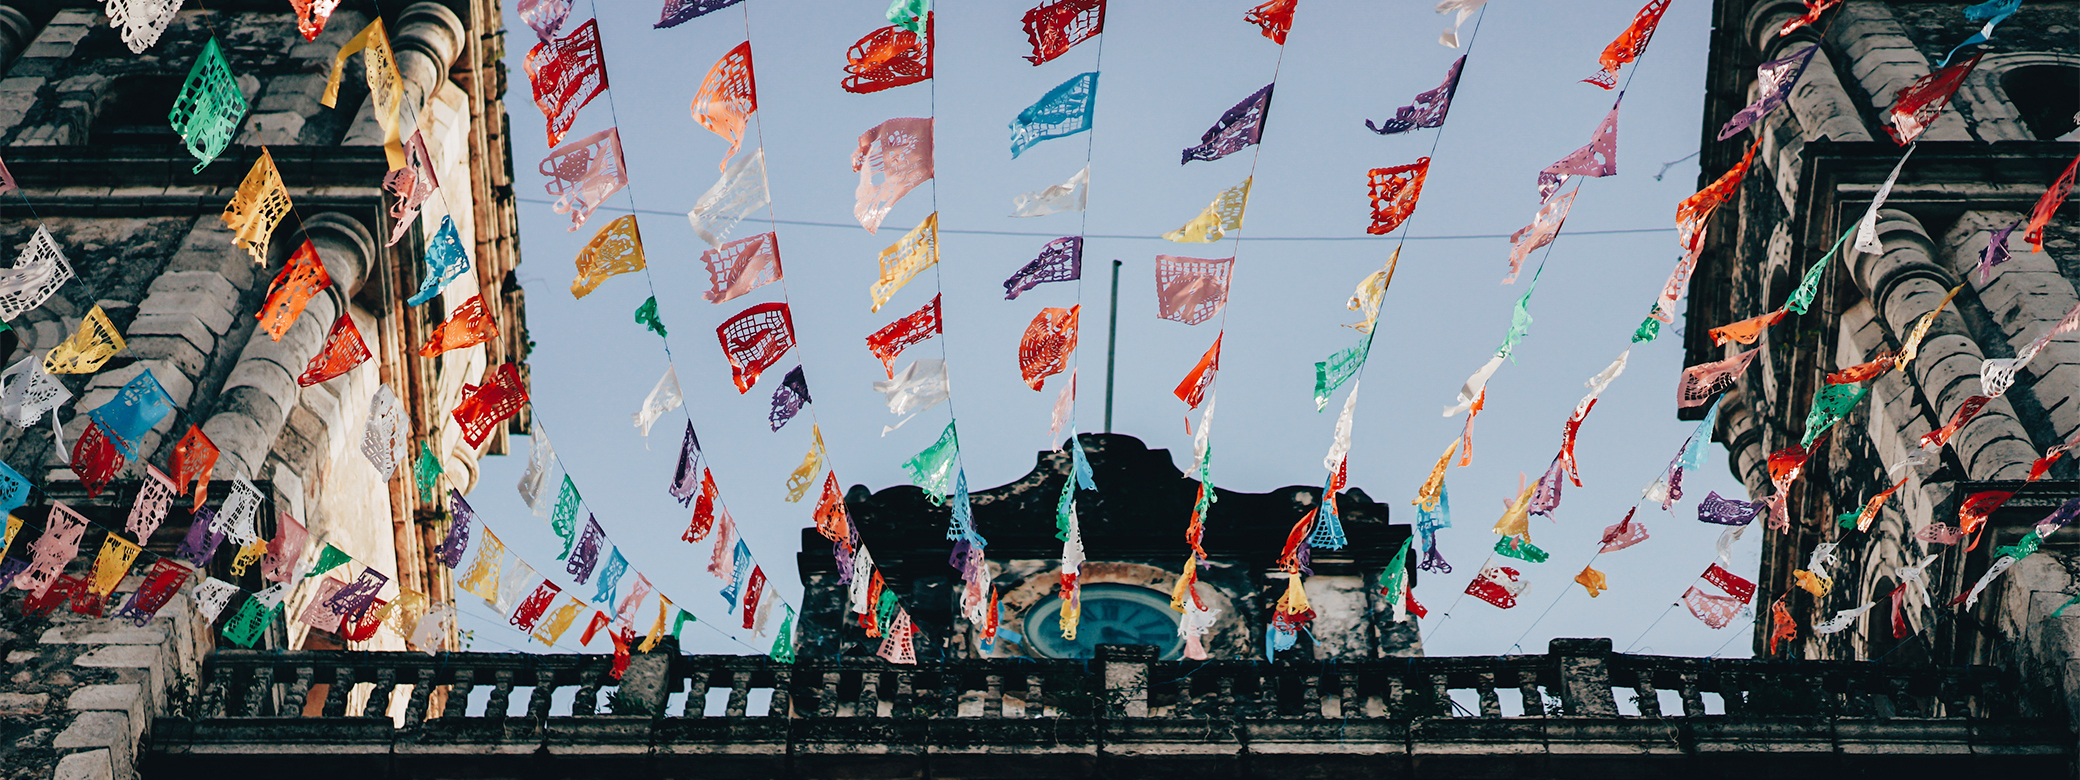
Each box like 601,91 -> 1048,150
0,578 -> 207,780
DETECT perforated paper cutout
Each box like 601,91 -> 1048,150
1662,142 -> 1758,321
871,214 -> 939,313
214,478 -> 263,546
258,240 -> 331,342
1183,84 -> 1273,164
290,0 -> 342,41
1175,334 -> 1220,410
699,232 -> 782,304
1886,53 -> 1981,146
867,294 -> 941,376
717,302 -> 795,393
542,127 -> 629,233
1019,305 -> 1079,391
123,465 -> 177,545
360,386 -> 406,482
875,360 -> 949,433
421,295 -> 498,358
222,150 -> 295,265
904,421 -> 960,502
1708,308 -> 1786,347
407,216 -> 471,307
45,307 -> 124,375
457,528 -> 504,603
844,14 -> 933,94
1677,349 -> 1757,409
694,42 -> 758,170
108,0 -> 185,53
321,20 -> 405,165
769,366 -> 811,431
1012,166 -> 1089,217
1800,382 -> 1868,447
1777,0 -> 1841,35
1505,191 -> 1572,283
1165,179 -> 1251,243
524,19 -> 608,147
1366,159 -> 1430,236
1435,0 -> 1487,47
383,131 -> 441,247
297,314 -> 371,387
854,118 -> 934,233
1582,0 -> 1669,89
1022,0 -> 1105,65
688,147 -> 769,248
518,0 -> 570,40
436,491 -> 475,569
1718,46 -> 1817,141
1050,369 -> 1076,446
1154,255 -> 1233,325
785,425 -> 825,503
2028,150 -> 2080,253
0,226 -> 73,322
571,215 -> 647,299
1465,565 -> 1526,609
1004,238 -> 1081,300
1537,98 -> 1620,200
453,363 -> 529,448
169,38 -> 245,172
1369,56 -> 1463,135
1244,0 -> 1298,44
1011,72 -> 1099,158
169,424 -> 217,509
658,0 -> 745,28
14,503 -> 87,597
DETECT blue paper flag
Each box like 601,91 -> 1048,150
406,216 -> 471,307
89,370 -> 175,459
1010,72 -> 1099,158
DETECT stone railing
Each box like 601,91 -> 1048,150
144,638 -> 2073,776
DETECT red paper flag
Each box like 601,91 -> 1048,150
1022,0 -> 1104,65
1365,158 -> 1430,236
1777,0 -> 1841,36
256,240 -> 331,342
509,580 -> 561,632
1769,600 -> 1797,653
1018,305 -> 1079,391
297,314 -> 372,387
814,472 -> 852,544
1708,309 -> 1786,347
692,41 -> 757,171
717,302 -> 795,394
1886,53 -> 1982,146
419,295 -> 499,357
682,468 -> 719,543
866,294 -> 942,378
71,421 -> 124,498
1243,0 -> 1297,45
1701,562 -> 1755,603
1174,333 -> 1221,409
1583,0 -> 1671,89
452,363 -> 529,448
2026,147 -> 2080,253
524,19 -> 609,147
843,14 -> 932,94
742,566 -> 766,630
170,424 -> 218,511
1827,351 -> 1897,384
1920,395 -> 1992,451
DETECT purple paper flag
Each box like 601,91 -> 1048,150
1716,46 -> 1817,141
657,0 -> 746,28
437,490 -> 474,568
568,516 -> 605,582
1696,490 -> 1765,526
669,421 -> 703,506
1978,219 -> 2022,283
1368,56 -> 1464,135
175,508 -> 226,567
1182,84 -> 1274,164
1004,237 -> 1082,300
1537,95 -> 1621,200
768,366 -> 811,432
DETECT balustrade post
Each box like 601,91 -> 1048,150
404,668 -> 436,726
245,665 -> 276,717
1548,638 -> 1618,716
365,668 -> 397,718
282,666 -> 316,715
444,668 -> 476,718
485,669 -> 515,720
527,669 -> 555,721
767,666 -> 793,719
1634,672 -> 1661,718
1517,670 -> 1545,717
1095,644 -> 1154,718
613,638 -> 675,717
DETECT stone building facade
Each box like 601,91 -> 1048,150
0,1 -> 522,777
1687,0 -> 2079,681
806,433 -> 1419,663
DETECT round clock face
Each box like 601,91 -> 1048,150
1021,583 -> 1184,660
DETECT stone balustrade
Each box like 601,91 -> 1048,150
144,638 -> 2070,777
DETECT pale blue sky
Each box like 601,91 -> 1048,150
455,0 -> 1759,660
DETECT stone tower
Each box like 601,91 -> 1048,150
1688,0 -> 2078,686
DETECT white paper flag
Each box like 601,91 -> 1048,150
517,428 -> 556,516
1323,380 -> 1360,471
633,366 -> 683,438
1852,148 -> 1914,255
1444,355 -> 1505,417
688,148 -> 770,247
874,359 -> 949,435
1010,166 -> 1088,218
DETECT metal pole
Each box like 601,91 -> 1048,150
1105,259 -> 1121,433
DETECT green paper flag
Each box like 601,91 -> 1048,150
672,609 -> 697,638
634,296 -> 668,338
169,38 -> 249,174
902,422 -> 960,504
876,588 -> 900,633
1313,334 -> 1371,411
1996,531 -> 2043,562
1496,271 -> 1541,362
885,0 -> 929,31
220,600 -> 277,648
1787,227 -> 1856,316
1055,476 -> 1076,541
551,476 -> 581,560
1801,383 -> 1868,447
1493,535 -> 1549,563
307,544 -> 351,578
1632,311 -> 1661,343
770,606 -> 796,663
1837,509 -> 1859,529
413,441 -> 443,504
1380,536 -> 1412,604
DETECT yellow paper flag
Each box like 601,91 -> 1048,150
870,213 -> 938,312
45,306 -> 125,374
571,215 -> 647,299
88,535 -> 142,598
321,20 -> 406,167
221,149 -> 292,264
784,425 -> 826,503
1163,178 -> 1251,243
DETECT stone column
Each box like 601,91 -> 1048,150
343,2 -> 466,148
198,214 -> 374,481
1942,210 -> 2080,449
1547,638 -> 1618,716
0,5 -> 34,68
1851,210 -> 2038,482
1826,2 -> 1973,142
